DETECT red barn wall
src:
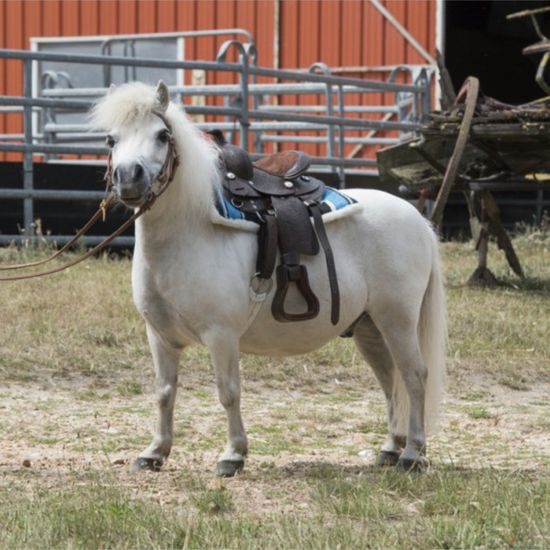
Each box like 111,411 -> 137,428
0,0 -> 436,160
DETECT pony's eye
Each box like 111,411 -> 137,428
157,129 -> 170,144
105,134 -> 116,148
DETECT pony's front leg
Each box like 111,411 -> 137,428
132,324 -> 182,472
204,329 -> 248,477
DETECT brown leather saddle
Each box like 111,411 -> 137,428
212,132 -> 339,325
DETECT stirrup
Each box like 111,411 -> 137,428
271,263 -> 320,322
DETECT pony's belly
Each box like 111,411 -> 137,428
239,330 -> 335,356
239,305 -> 363,356
238,262 -> 367,356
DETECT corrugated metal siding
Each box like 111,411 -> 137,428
0,0 -> 435,160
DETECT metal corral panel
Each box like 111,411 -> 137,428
0,0 -> 436,160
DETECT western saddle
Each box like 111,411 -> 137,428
211,131 -> 339,325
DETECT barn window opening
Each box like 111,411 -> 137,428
444,0 -> 550,104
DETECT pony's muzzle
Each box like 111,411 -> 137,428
113,161 -> 149,204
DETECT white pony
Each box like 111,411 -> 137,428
91,81 -> 446,476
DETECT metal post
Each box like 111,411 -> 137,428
240,50 -> 250,150
418,68 -> 431,123
337,84 -> 346,188
309,63 -> 336,175
397,91 -> 408,138
216,41 -> 255,151
23,58 -> 34,241
247,42 -> 261,153
100,40 -> 112,87
389,67 -> 409,141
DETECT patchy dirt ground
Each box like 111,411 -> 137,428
1,371 -> 547,513
0,236 -> 548,533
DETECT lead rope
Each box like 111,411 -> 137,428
0,209 -> 140,281
0,193 -> 114,272
0,151 -> 114,272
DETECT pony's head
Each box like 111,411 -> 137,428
91,81 -> 220,224
91,81 -> 179,208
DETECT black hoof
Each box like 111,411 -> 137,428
131,456 -> 163,472
396,457 -> 427,472
216,459 -> 244,477
376,450 -> 400,467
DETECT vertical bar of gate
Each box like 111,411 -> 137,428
123,42 -> 130,82
418,68 -> 431,122
309,63 -> 336,175
215,41 -> 257,149
325,83 -> 336,171
411,69 -> 420,125
389,68 -> 407,141
23,58 -> 34,241
216,41 -> 252,150
239,50 -> 250,150
101,41 -> 111,87
248,48 -> 262,153
130,41 -> 137,81
337,84 -> 346,188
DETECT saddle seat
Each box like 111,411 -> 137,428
253,150 -> 311,179
216,137 -> 340,325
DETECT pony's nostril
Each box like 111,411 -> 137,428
133,163 -> 144,181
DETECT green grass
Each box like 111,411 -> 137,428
1,230 -> 547,392
0,468 -> 547,549
116,381 -> 144,396
0,483 -> 188,549
464,406 -> 494,420
442,231 -> 550,389
0,230 -> 549,549
191,486 -> 234,515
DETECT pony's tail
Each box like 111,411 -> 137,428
391,227 -> 447,436
418,228 -> 447,433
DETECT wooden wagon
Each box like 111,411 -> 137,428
377,6 -> 550,285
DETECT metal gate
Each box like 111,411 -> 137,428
0,32 -> 434,246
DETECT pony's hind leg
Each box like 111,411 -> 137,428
132,324 -> 182,472
373,313 -> 429,471
353,314 -> 406,466
204,328 -> 248,477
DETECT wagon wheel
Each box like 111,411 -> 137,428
430,76 -> 479,228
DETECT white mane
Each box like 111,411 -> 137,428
91,82 -> 221,225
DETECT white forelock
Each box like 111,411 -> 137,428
89,82 -> 163,130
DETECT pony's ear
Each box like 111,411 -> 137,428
154,80 -> 170,113
107,83 -> 116,95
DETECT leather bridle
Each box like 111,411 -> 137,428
0,112 -> 179,281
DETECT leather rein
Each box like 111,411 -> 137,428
0,112 -> 179,282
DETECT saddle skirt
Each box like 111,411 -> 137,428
215,186 -> 359,225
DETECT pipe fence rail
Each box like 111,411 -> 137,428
0,39 -> 434,246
